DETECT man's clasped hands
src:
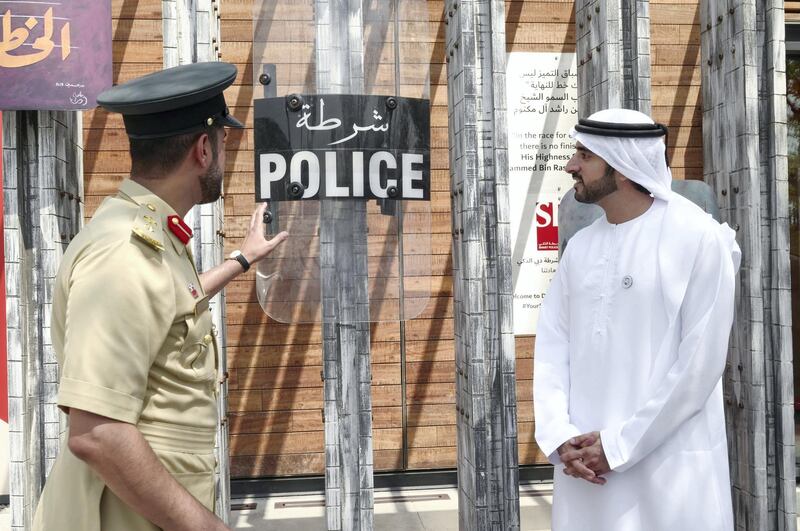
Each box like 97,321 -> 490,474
557,431 -> 611,485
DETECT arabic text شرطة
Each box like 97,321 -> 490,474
295,98 -> 390,146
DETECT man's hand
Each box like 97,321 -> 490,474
240,202 -> 289,264
557,433 -> 606,485
560,431 -> 611,484
199,203 -> 288,298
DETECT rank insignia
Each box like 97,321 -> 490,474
168,215 -> 193,245
132,205 -> 164,252
143,215 -> 157,233
188,283 -> 199,298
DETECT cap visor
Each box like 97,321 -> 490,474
221,114 -> 244,128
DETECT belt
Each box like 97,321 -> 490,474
138,419 -> 216,453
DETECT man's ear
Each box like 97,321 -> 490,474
190,132 -> 212,169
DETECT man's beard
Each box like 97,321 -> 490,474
199,158 -> 223,204
574,165 -> 617,204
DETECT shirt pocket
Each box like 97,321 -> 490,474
172,310 -> 216,383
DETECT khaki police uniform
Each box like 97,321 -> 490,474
32,179 -> 220,531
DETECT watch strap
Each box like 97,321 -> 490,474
231,252 -> 250,272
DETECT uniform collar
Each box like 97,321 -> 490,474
118,179 -> 191,255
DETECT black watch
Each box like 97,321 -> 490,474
228,250 -> 251,272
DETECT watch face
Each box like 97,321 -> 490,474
230,250 -> 241,259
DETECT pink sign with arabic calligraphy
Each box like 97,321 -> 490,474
0,0 -> 111,110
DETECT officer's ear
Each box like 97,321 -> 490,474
189,132 -> 214,170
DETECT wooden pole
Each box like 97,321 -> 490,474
4,109 -> 83,531
0,112 -> 8,503
445,1 -> 520,528
701,1 -> 795,529
575,0 -> 652,116
314,1 -> 375,529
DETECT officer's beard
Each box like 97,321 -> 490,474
199,154 -> 223,204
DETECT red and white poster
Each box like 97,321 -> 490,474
507,52 -> 577,335
535,201 -> 559,252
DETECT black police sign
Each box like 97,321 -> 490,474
254,94 -> 430,201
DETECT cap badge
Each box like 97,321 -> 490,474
167,215 -> 193,245
188,283 -> 199,299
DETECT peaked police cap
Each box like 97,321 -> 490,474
97,62 -> 244,139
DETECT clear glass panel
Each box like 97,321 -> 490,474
252,0 -> 431,323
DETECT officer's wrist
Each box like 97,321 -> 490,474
227,250 -> 251,272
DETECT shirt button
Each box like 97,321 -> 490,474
203,334 -> 213,344
146,203 -> 157,212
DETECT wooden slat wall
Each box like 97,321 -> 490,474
650,0 -> 703,181
83,0 -> 164,214
788,2 -> 800,22
78,0 -> 705,479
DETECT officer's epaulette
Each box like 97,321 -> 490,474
131,204 -> 165,251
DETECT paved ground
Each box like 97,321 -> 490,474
0,485 -> 552,530
230,484 -> 554,530
2,485 -> 799,530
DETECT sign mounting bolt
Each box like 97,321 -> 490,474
287,94 -> 303,111
259,73 -> 271,86
386,97 -> 398,110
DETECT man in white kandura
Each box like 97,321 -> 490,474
533,108 -> 740,531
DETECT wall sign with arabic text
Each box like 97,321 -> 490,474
0,0 -> 111,110
507,52 -> 578,335
254,94 -> 430,201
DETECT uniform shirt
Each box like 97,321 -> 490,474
534,199 -> 736,531
54,178 -> 219,428
33,179 -> 219,531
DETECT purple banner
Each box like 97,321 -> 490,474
0,0 -> 112,110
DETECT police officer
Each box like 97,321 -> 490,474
32,62 -> 287,531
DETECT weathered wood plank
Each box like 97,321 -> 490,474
6,110 -> 84,530
700,0 -> 795,528
446,1 -> 520,528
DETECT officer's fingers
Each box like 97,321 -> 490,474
265,231 -> 289,251
251,203 -> 267,229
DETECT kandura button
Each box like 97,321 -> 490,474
622,275 -> 634,289
203,334 -> 213,344
146,203 -> 157,212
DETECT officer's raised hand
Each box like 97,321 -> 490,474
199,203 -> 288,298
